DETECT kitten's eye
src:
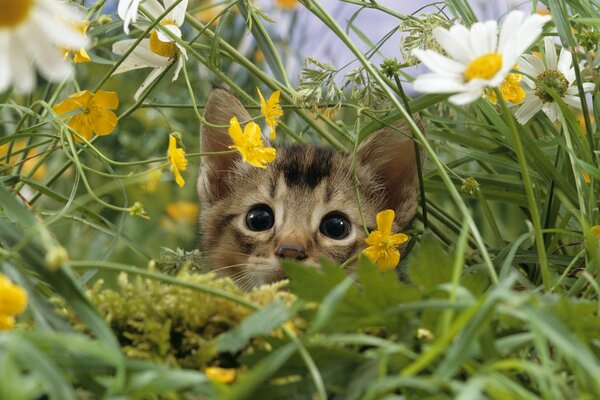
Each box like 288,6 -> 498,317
320,213 -> 351,240
246,204 -> 274,231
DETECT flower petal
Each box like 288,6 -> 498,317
376,209 -> 395,235
557,47 -> 572,75
69,113 -> 94,141
53,98 -> 80,115
412,49 -> 465,75
433,25 -> 474,64
91,91 -> 119,110
412,73 -> 465,93
448,89 -> 483,105
134,66 -> 167,101
469,20 -> 497,56
165,0 -> 189,26
544,36 -> 557,70
515,96 -> 543,124
90,110 -> 118,136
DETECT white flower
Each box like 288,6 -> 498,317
514,36 -> 595,124
0,0 -> 88,94
118,0 -> 143,34
113,0 -> 189,100
411,10 -> 551,105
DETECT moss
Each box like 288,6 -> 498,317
60,270 -> 295,370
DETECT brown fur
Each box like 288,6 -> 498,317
198,88 -> 425,289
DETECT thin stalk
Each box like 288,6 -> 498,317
495,88 -> 550,290
393,73 -> 428,228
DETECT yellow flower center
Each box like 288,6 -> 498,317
149,21 -> 179,58
464,52 -> 503,82
0,0 -> 33,27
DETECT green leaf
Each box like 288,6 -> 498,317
218,301 -> 290,353
407,233 -> 453,292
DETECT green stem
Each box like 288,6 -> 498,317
393,73 -> 428,228
495,88 -> 550,290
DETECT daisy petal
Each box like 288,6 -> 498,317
557,47 -> 572,75
0,34 -> 11,93
542,103 -> 559,122
498,10 -> 525,54
411,74 -> 465,93
165,0 -> 189,25
470,20 -> 497,56
515,96 -> 543,124
412,49 -> 465,75
449,90 -> 483,105
544,36 -> 557,70
433,26 -> 473,64
134,66 -> 166,101
564,95 -> 584,109
157,24 -> 182,42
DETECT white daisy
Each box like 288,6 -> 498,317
118,0 -> 143,34
0,0 -> 88,94
411,10 -> 551,105
113,0 -> 189,100
514,36 -> 595,124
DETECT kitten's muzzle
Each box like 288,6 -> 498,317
276,245 -> 308,261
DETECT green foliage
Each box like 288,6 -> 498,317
60,271 -> 294,370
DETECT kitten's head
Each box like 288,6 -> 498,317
198,88 -> 425,289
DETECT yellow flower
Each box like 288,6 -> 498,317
63,20 -> 91,63
0,274 -> 27,331
591,225 -> 600,239
483,65 -> 525,105
257,88 -> 283,140
166,201 -> 199,224
0,315 -> 15,331
204,366 -> 236,383
276,0 -> 298,10
53,90 -> 118,142
0,139 -> 47,180
141,167 -> 162,193
363,209 -> 409,272
167,135 -> 188,187
228,116 -> 276,169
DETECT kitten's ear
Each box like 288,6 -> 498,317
198,88 -> 255,203
357,116 -> 426,228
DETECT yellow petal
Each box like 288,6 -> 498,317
376,209 -> 395,235
244,122 -> 262,144
364,230 -> 382,247
204,367 -> 236,383
228,116 -> 244,145
53,98 -> 81,116
257,87 -> 267,110
90,109 -> 118,136
0,315 -> 15,331
73,48 -> 91,63
0,287 -> 27,316
91,90 -> 119,110
69,113 -> 94,142
69,90 -> 93,108
390,233 -> 409,246
377,249 -> 400,272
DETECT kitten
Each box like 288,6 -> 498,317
198,88 -> 425,289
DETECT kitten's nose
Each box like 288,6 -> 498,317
276,245 -> 308,260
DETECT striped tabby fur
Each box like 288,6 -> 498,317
198,88 -> 425,289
